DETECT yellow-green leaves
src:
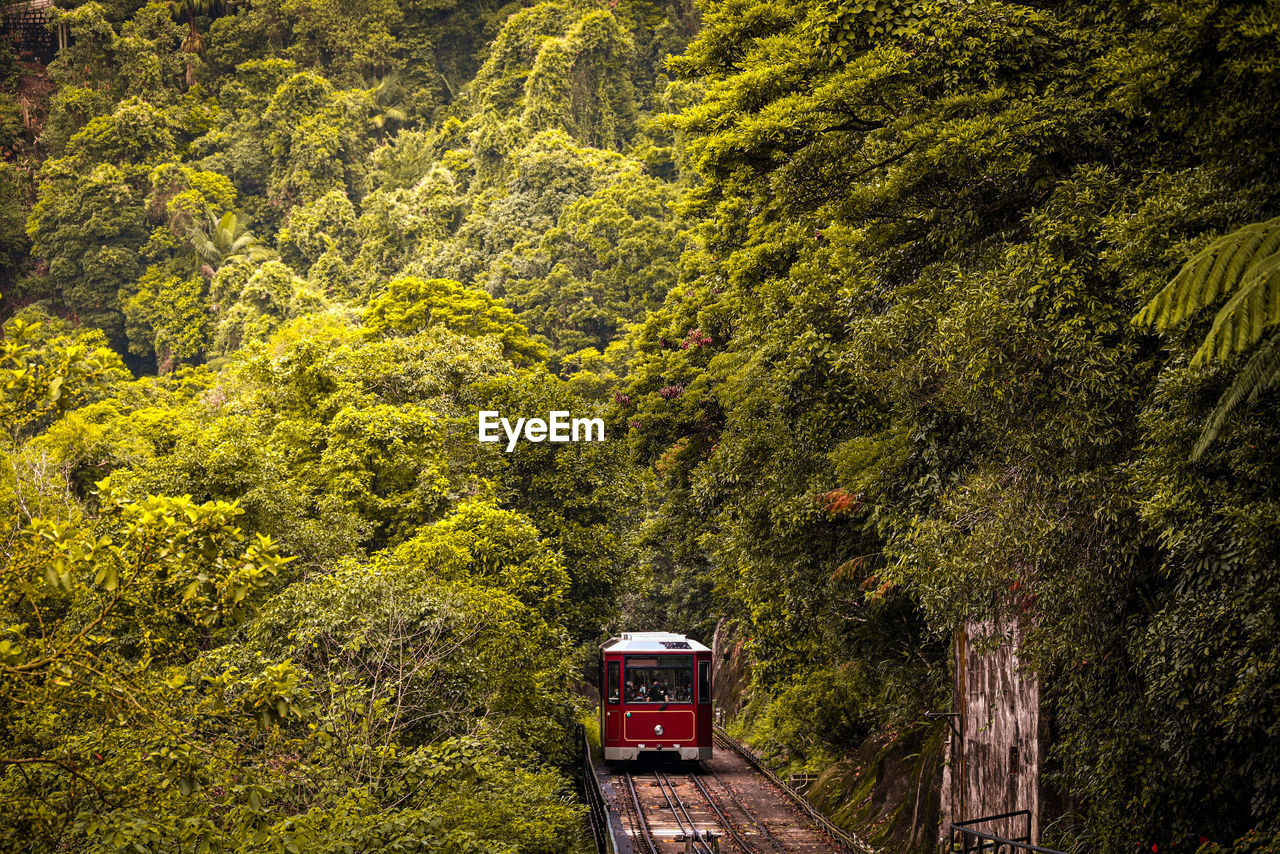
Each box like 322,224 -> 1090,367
1135,216 -> 1280,358
364,276 -> 548,365
0,316 -> 125,439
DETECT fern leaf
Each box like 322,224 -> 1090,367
1135,215 -> 1280,330
1193,330 -> 1280,460
1191,252 -> 1280,366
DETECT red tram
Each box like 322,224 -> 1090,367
599,632 -> 713,761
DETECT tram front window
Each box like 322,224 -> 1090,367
624,655 -> 694,703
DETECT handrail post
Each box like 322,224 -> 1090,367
947,813 -> 1062,854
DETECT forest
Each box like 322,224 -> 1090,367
1,0 -> 1278,851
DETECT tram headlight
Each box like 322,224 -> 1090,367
654,724 -> 664,736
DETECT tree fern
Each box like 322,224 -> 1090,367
1192,330 -> 1280,460
1194,251 -> 1280,365
1135,215 -> 1280,332
1135,215 -> 1280,457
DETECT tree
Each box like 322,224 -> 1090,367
488,169 -> 686,351
170,0 -> 214,84
205,0 -> 402,85
27,162 -> 148,343
364,276 -> 548,365
189,208 -> 267,276
0,315 -> 127,441
122,268 -> 210,371
277,188 -> 359,279
210,260 -> 320,354
0,318 -> 591,851
0,163 -> 28,294
361,72 -> 408,139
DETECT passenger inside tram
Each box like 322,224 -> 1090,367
624,658 -> 694,703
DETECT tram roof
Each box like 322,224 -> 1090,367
600,632 -> 711,653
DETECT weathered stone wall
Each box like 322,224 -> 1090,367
2,0 -> 63,64
940,620 -> 1042,845
710,616 -> 751,722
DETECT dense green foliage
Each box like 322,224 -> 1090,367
3,0 -> 1280,851
609,0 -> 1280,850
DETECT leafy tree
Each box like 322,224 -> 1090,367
121,267 -> 210,370
489,168 -> 686,351
210,259 -> 320,353
41,3 -> 187,153
0,163 -> 28,294
146,164 -> 239,251
362,71 -> 409,139
0,318 -> 594,851
205,0 -> 402,84
430,130 -> 636,287
521,10 -> 638,149
349,164 -> 465,293
277,188 -> 359,278
261,72 -> 359,210
0,314 -> 128,440
473,369 -> 640,641
364,276 -> 548,365
27,162 -> 148,343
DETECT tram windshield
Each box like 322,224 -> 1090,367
624,655 -> 694,704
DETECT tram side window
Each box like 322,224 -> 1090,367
625,655 -> 694,703
699,660 -> 710,704
607,661 -> 620,704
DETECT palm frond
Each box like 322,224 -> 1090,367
188,208 -> 260,273
228,232 -> 258,255
1193,331 -> 1280,460
191,231 -> 219,266
1134,215 -> 1280,330
214,211 -> 239,247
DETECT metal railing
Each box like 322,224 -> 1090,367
580,724 -> 630,854
788,772 -> 820,793
949,811 -> 1066,854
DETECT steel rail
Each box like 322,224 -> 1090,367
689,771 -> 756,853
713,727 -> 876,854
654,770 -> 715,854
701,763 -> 789,854
624,773 -> 660,854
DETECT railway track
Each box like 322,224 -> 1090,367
694,766 -> 787,853
688,771 -> 755,853
622,771 -> 660,854
711,729 -> 873,854
623,770 -> 720,853
606,756 -> 862,854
